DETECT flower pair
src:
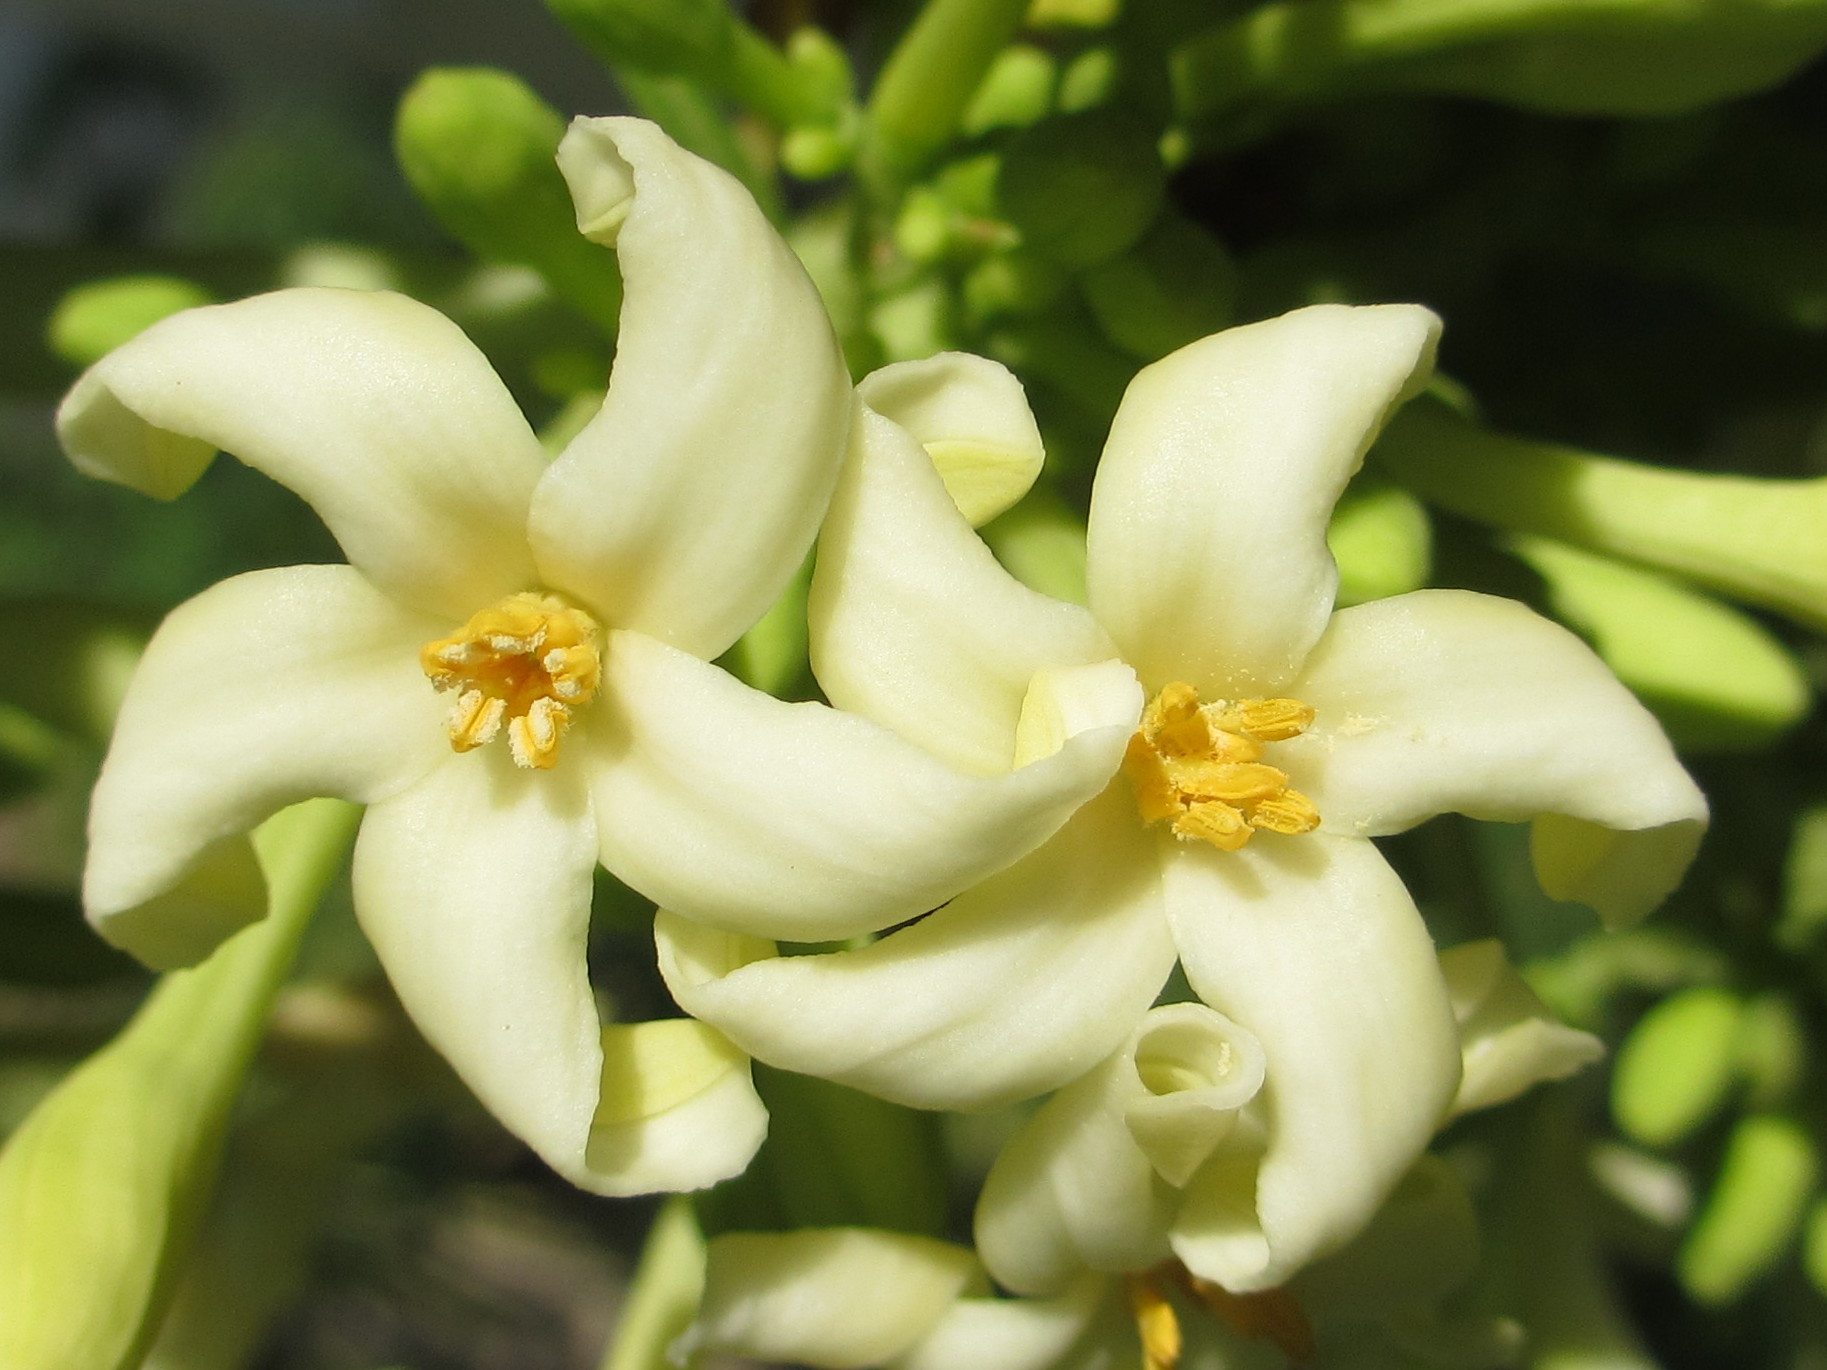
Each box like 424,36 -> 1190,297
60,116 -> 1705,1282
56,118 -> 1134,1196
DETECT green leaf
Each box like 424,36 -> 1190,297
0,798 -> 358,1370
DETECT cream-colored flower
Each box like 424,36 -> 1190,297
54,118 -> 1135,1196
659,304 -> 1705,1284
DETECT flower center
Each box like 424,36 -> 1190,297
420,592 -> 601,770
1122,681 -> 1320,852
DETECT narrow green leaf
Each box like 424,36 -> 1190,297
0,798 -> 359,1370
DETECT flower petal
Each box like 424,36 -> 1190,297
1440,940 -> 1603,1118
892,1278 -> 1108,1370
591,630 -> 1137,941
56,289 -> 544,619
680,1229 -> 977,1369
84,565 -> 450,954
354,750 -> 729,1196
530,117 -> 852,658
585,1019 -> 769,1193
1163,833 -> 1461,1292
1281,589 -> 1707,925
810,382 -> 1115,776
858,353 -> 1047,528
1085,303 -> 1441,696
655,788 -> 1178,1109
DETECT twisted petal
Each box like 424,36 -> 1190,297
1440,940 -> 1603,1118
811,383 -> 1115,776
355,750 -> 733,1196
1281,590 -> 1707,925
857,352 -> 1046,528
1163,833 -> 1461,1292
681,1230 -> 977,1369
56,289 -> 545,619
591,631 -> 1137,941
657,789 -> 1178,1109
1086,303 -> 1440,696
585,1019 -> 768,1193
85,565 -> 449,953
531,117 -> 851,658
893,1278 -> 1108,1370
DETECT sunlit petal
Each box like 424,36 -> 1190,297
56,289 -> 544,618
657,789 -> 1177,1109
591,631 -> 1136,941
353,749 -> 614,1193
1164,833 -> 1461,1292
811,387 -> 1114,776
681,1229 -> 977,1369
892,1277 -> 1108,1370
1282,590 -> 1707,924
85,565 -> 448,950
584,1019 -> 768,1194
531,116 -> 851,658
858,352 -> 1046,528
1086,304 -> 1440,696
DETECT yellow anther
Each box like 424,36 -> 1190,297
1249,788 -> 1321,836
421,592 -> 602,770
1125,682 -> 1320,853
1210,697 -> 1316,742
1174,800 -> 1251,851
1165,759 -> 1288,805
1127,1273 -> 1183,1370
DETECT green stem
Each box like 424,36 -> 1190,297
862,0 -> 1031,189
1374,398 -> 1827,631
601,1197 -> 707,1370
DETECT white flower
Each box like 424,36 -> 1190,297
658,304 -> 1706,1284
54,118 -> 1135,1196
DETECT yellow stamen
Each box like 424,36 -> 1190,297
1122,681 -> 1320,853
421,592 -> 601,770
1127,1272 -> 1183,1370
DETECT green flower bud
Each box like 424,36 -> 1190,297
963,45 -> 1058,135
997,110 -> 1166,268
394,69 -> 623,334
48,276 -> 213,369
1679,1115 -> 1817,1304
963,250 -> 1070,323
1613,986 -> 1742,1149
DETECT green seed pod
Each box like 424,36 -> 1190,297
1612,986 -> 1742,1148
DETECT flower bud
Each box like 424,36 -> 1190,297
394,69 -> 622,333
48,276 -> 212,368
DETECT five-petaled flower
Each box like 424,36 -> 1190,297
658,304 -> 1707,1287
54,118 -> 1139,1196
